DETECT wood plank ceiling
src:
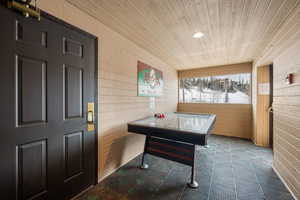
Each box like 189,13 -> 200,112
67,0 -> 300,69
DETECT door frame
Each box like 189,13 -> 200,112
269,64 -> 273,149
40,9 -> 99,184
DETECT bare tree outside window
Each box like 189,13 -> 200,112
179,73 -> 251,104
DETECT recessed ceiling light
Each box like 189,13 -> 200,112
193,32 -> 204,39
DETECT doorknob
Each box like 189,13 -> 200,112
87,102 -> 95,131
267,106 -> 273,113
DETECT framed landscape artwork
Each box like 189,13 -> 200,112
137,61 -> 163,97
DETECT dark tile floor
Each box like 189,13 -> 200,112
76,135 -> 294,200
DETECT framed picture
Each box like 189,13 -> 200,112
137,61 -> 163,97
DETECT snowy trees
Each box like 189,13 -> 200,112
179,73 -> 251,104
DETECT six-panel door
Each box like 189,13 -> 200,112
0,6 -> 96,200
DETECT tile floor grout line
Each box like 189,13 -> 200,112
152,162 -> 175,199
179,147 -> 201,200
207,148 -> 216,200
231,143 -> 239,200
177,185 -> 187,200
253,160 -> 267,199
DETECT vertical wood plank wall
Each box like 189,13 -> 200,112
272,41 -> 300,200
178,103 -> 252,139
36,0 -> 178,180
178,63 -> 253,139
255,66 -> 271,147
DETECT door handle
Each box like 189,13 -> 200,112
87,102 -> 95,131
267,106 -> 273,113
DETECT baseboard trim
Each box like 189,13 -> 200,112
272,165 -> 298,200
98,152 -> 142,183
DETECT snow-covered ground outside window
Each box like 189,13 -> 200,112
179,73 -> 251,104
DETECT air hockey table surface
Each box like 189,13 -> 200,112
128,112 -> 216,146
127,112 -> 216,188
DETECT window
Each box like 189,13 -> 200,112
179,73 -> 251,104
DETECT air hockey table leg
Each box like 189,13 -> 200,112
187,145 -> 198,188
187,162 -> 199,188
140,152 -> 149,169
140,136 -> 149,169
204,136 -> 210,148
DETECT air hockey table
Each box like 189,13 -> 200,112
128,112 -> 216,188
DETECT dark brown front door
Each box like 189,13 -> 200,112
0,6 -> 97,200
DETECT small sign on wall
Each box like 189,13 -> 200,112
258,83 -> 270,95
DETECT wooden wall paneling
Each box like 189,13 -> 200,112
254,37 -> 300,199
252,65 -> 257,142
178,103 -> 252,139
255,65 -> 271,147
178,62 -> 253,78
274,159 -> 300,200
254,3 -> 300,67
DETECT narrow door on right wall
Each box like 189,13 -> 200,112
256,65 -> 273,147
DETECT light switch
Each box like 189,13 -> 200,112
149,97 -> 155,110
